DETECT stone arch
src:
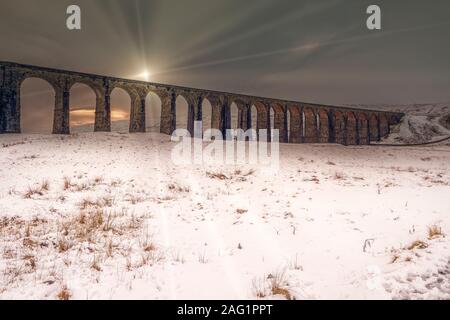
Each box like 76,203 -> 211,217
145,90 -> 162,133
19,77 -> 55,134
357,113 -> 369,145
17,72 -> 59,90
317,109 -> 329,143
201,97 -> 213,132
379,113 -> 389,138
369,113 -> 379,142
108,85 -> 143,133
334,111 -> 346,145
346,112 -> 357,145
109,87 -> 131,132
287,105 -> 301,143
230,102 -> 239,130
206,95 -> 222,132
175,94 -> 189,130
253,101 -> 269,141
303,107 -> 317,143
69,79 -> 107,132
235,100 -> 251,131
271,103 -> 287,143
68,80 -> 103,99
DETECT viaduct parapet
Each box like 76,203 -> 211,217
0,61 -> 404,145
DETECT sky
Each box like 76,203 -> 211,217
1,0 -> 450,131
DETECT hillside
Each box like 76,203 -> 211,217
349,103 -> 450,144
0,132 -> 449,299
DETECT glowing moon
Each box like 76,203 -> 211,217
139,70 -> 151,81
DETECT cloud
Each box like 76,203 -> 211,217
70,107 -> 129,127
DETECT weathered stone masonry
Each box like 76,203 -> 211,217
0,61 -> 404,145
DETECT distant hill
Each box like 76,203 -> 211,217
348,103 -> 450,144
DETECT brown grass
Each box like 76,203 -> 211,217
206,172 -> 229,180
63,176 -> 73,190
40,180 -> 50,191
390,254 -> 400,264
140,232 -> 156,252
268,271 -> 292,300
79,196 -> 114,210
64,176 -> 106,192
93,176 -> 103,184
333,172 -> 346,180
168,183 -> 190,193
242,169 -> 256,176
407,240 -> 429,250
2,141 -> 26,148
252,278 -> 267,299
0,203 -> 152,291
428,225 -> 444,239
272,287 -> 292,300
23,186 -> 43,198
56,285 -> 72,300
126,194 -> 145,204
23,254 -> 37,271
57,237 -> 72,253
236,209 -> 248,215
74,183 -> 90,192
90,256 -> 102,272
23,180 -> 49,199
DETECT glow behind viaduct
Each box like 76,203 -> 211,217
0,61 -> 404,145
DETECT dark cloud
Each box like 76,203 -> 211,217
2,0 -> 450,124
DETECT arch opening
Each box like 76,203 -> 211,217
202,98 -> 212,133
252,102 -> 269,140
20,77 -> 55,134
110,87 -> 131,133
230,102 -> 239,130
270,107 -> 275,141
145,92 -> 162,133
176,95 -> 189,130
303,108 -> 317,143
69,83 -> 97,133
287,106 -> 301,143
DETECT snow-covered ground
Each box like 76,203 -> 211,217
0,129 -> 449,300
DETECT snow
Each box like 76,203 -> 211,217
349,103 -> 450,144
0,130 -> 449,300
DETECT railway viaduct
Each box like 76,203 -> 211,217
0,61 -> 404,145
